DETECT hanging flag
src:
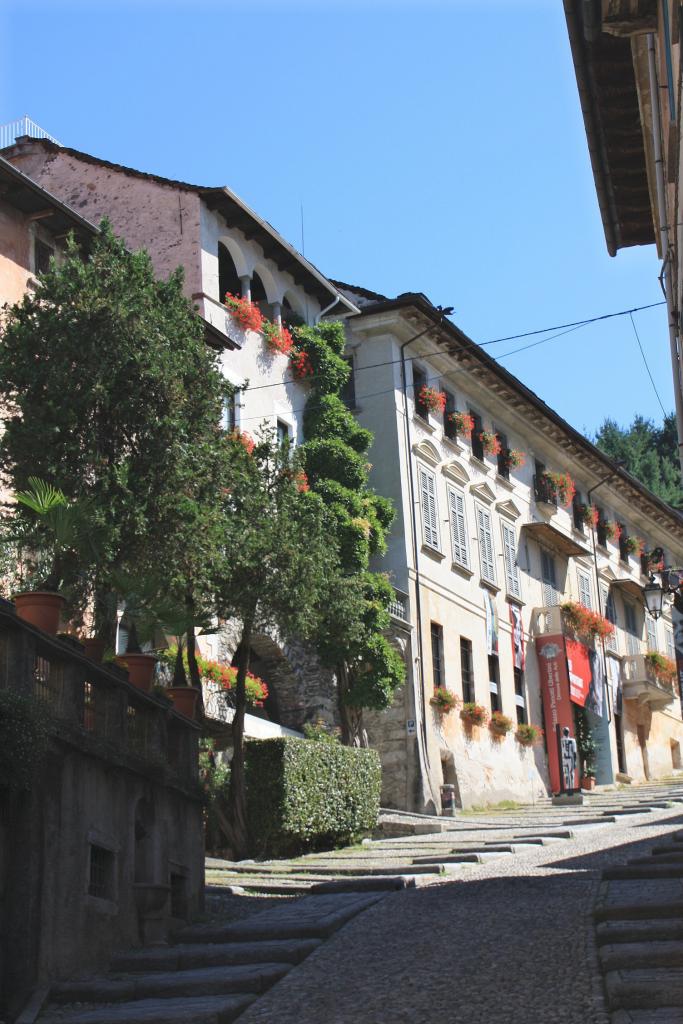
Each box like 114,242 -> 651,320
485,590 -> 499,655
509,603 -> 525,670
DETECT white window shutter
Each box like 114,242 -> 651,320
502,522 -> 521,598
419,467 -> 440,550
477,505 -> 496,585
448,487 -> 469,568
541,550 -> 558,607
578,571 -> 592,610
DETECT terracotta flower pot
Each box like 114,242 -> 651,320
83,638 -> 106,664
14,591 -> 66,635
167,686 -> 199,720
581,775 -> 596,791
116,653 -> 157,692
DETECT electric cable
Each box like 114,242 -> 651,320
629,311 -> 668,418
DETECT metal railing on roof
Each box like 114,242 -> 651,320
0,115 -> 60,151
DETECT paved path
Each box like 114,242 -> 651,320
236,799 -> 683,1024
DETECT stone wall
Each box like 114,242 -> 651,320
0,608 -> 204,1019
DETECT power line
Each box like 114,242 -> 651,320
239,299 -> 666,395
629,311 -> 668,418
479,300 -> 666,346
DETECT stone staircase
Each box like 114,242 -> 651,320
594,826 -> 683,1023
204,783 -> 683,897
35,893 -> 385,1024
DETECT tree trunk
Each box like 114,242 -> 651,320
337,662 -> 369,748
228,614 -> 254,859
172,640 -> 187,687
186,623 -> 201,689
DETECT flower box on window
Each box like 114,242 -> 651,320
479,431 -> 502,457
447,411 -> 475,437
515,723 -> 543,747
489,711 -> 513,737
430,687 -> 459,715
644,651 -> 677,686
579,504 -> 599,529
602,520 -> 621,542
622,536 -> 640,556
224,293 -> 264,332
542,471 -> 576,508
460,702 -> 489,727
505,448 -> 526,470
561,601 -> 615,644
262,320 -> 294,356
418,385 -> 446,415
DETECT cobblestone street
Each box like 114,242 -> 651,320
236,802 -> 683,1024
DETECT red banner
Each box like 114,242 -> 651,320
564,637 -> 591,707
535,634 -> 576,793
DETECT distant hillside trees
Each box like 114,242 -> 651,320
593,414 -> 682,508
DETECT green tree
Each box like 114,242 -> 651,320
0,223 -> 228,645
213,430 -> 338,857
293,322 -> 405,745
593,414 -> 682,508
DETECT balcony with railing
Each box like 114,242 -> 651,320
533,474 -> 558,512
388,589 -> 410,624
621,654 -> 675,709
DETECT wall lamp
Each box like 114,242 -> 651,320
643,546 -> 683,620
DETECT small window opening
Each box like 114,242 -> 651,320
88,844 -> 115,900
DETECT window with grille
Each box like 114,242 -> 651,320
419,465 -> 441,551
460,638 -> 475,703
496,429 -> 509,479
448,485 -> 469,569
577,569 -> 593,610
501,521 -> 521,599
489,655 -> 500,713
541,550 -> 559,607
88,844 -> 115,900
431,622 -> 444,689
514,667 -> 527,724
572,490 -> 585,533
443,391 -> 457,440
476,504 -> 497,585
33,654 -> 59,705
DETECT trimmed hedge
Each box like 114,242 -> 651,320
245,736 -> 381,856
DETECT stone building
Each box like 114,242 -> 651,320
0,135 -> 358,737
336,284 -> 683,811
0,605 -> 203,1020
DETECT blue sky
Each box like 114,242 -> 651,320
2,0 -> 670,437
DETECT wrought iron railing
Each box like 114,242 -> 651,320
0,116 -> 60,151
388,589 -> 410,622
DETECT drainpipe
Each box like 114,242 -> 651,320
399,312 -> 452,812
647,33 -> 683,486
587,471 -> 620,726
316,294 -> 343,323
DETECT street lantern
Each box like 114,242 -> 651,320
643,548 -> 683,620
644,578 -> 665,620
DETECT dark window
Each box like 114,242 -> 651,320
514,668 -> 527,725
276,419 -> 291,446
218,242 -> 240,302
413,366 -> 428,419
619,525 -> 629,563
470,411 -> 484,460
496,430 -> 509,479
223,393 -> 237,432
431,622 -> 444,689
341,356 -> 356,410
88,844 -> 115,900
489,655 -> 500,713
572,490 -> 585,533
443,391 -> 457,440
533,460 -> 557,507
34,238 -> 54,275
460,638 -> 474,703
596,507 -> 607,548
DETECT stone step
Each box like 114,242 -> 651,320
111,938 -> 321,974
563,816 -> 617,825
652,845 -> 683,855
411,851 -> 512,865
611,1009 -> 683,1023
51,963 -> 290,1005
596,920 -> 683,946
609,806 -> 657,816
310,875 -> 418,893
605,968 -> 683,1009
513,830 -> 576,840
207,878 -> 316,896
208,861 -> 443,877
604,865 -> 683,881
38,993 -> 256,1024
630,853 -> 683,865
594,902 -> 683,923
175,893 -> 385,944
600,942 -> 683,972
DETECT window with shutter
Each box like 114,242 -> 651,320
577,570 -> 592,610
501,522 -> 521,598
419,466 -> 440,551
624,602 -> 641,655
666,628 -> 675,662
602,584 -> 618,653
476,505 -> 497,585
448,486 -> 469,568
541,550 -> 559,607
646,616 -> 658,652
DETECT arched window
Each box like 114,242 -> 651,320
218,242 -> 240,304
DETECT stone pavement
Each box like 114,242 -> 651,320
234,787 -> 683,1024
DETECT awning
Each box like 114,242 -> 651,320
610,578 -> 645,603
522,521 -> 591,559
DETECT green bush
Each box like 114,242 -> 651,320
245,736 -> 381,856
0,691 -> 50,791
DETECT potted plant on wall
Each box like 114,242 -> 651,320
460,701 -> 489,728
8,479 -> 101,635
644,650 -> 677,687
489,710 -> 513,739
515,723 -> 543,747
430,686 -> 459,716
542,471 -> 576,508
447,411 -> 475,438
479,432 -> 502,457
418,385 -> 447,415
